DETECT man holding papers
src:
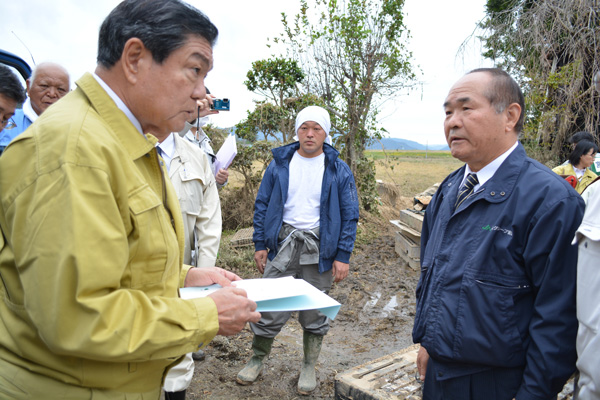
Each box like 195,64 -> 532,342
237,105 -> 359,395
0,1 -> 260,398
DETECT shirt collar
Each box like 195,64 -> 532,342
462,140 -> 519,189
159,132 -> 175,159
195,128 -> 209,142
92,73 -> 144,136
573,165 -> 586,178
22,98 -> 38,123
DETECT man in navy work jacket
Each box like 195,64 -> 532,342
413,68 -> 584,400
237,105 -> 359,395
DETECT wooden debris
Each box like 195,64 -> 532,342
229,227 -> 254,248
335,344 -> 422,400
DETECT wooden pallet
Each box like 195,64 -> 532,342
395,231 -> 420,261
391,219 -> 421,271
390,220 -> 421,246
229,227 -> 254,248
398,210 -> 424,233
335,344 -> 422,400
336,344 -> 574,400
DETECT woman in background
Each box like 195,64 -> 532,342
553,140 -> 599,194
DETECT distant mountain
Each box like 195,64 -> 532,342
220,127 -> 448,150
367,137 -> 449,151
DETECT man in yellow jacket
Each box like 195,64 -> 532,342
0,1 -> 260,398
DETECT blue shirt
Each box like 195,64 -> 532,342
0,108 -> 32,148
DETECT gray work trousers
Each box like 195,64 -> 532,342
250,225 -> 333,338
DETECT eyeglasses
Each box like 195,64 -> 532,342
0,117 -> 16,130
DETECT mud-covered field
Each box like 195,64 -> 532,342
183,202 -> 421,400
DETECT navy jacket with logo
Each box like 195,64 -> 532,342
413,143 -> 584,400
252,142 -> 359,273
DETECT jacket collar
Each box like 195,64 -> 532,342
172,133 -> 189,162
164,134 -> 188,178
477,142 -> 526,202
272,141 -> 339,166
75,73 -> 155,161
446,142 -> 527,207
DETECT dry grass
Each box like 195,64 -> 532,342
226,151 -> 461,196
372,152 -> 463,196
223,151 -> 462,221
223,169 -> 246,188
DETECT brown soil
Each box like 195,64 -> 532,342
182,198 -> 421,400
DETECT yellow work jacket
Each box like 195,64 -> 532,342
552,163 -> 597,194
0,73 -> 218,395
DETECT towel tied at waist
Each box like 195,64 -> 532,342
270,223 -> 320,272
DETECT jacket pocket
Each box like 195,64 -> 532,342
128,184 -> 173,288
453,269 -> 532,367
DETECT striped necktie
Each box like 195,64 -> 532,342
156,145 -> 164,158
455,173 -> 479,210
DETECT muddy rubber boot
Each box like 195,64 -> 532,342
297,331 -> 323,395
164,390 -> 186,400
236,335 -> 274,385
191,349 -> 205,361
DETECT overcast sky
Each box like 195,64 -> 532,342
1,0 -> 491,146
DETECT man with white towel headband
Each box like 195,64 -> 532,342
237,105 -> 359,395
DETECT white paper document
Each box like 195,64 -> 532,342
180,277 -> 341,320
214,133 -> 237,172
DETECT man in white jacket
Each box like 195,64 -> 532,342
155,112 -> 222,399
575,188 -> 600,400
157,131 -> 222,267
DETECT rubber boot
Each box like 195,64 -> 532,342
164,390 -> 186,400
236,335 -> 274,385
297,331 -> 323,395
191,349 -> 205,361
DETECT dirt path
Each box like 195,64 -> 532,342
185,219 -> 420,399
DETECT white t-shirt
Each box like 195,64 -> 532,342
283,151 -> 325,230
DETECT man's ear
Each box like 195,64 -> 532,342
505,103 -> 521,132
25,78 -> 31,95
120,38 -> 148,84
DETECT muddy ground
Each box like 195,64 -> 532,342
183,200 -> 420,400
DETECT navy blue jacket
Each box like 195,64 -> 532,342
413,144 -> 584,400
253,142 -> 359,273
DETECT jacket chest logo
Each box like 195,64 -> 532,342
482,224 -> 513,237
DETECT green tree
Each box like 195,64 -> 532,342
235,101 -> 289,143
204,125 -> 274,229
240,58 -> 313,143
274,0 -> 418,210
245,58 -> 305,108
478,0 -> 600,163
219,60 -> 320,228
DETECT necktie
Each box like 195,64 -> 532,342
455,173 -> 479,210
156,145 -> 164,158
